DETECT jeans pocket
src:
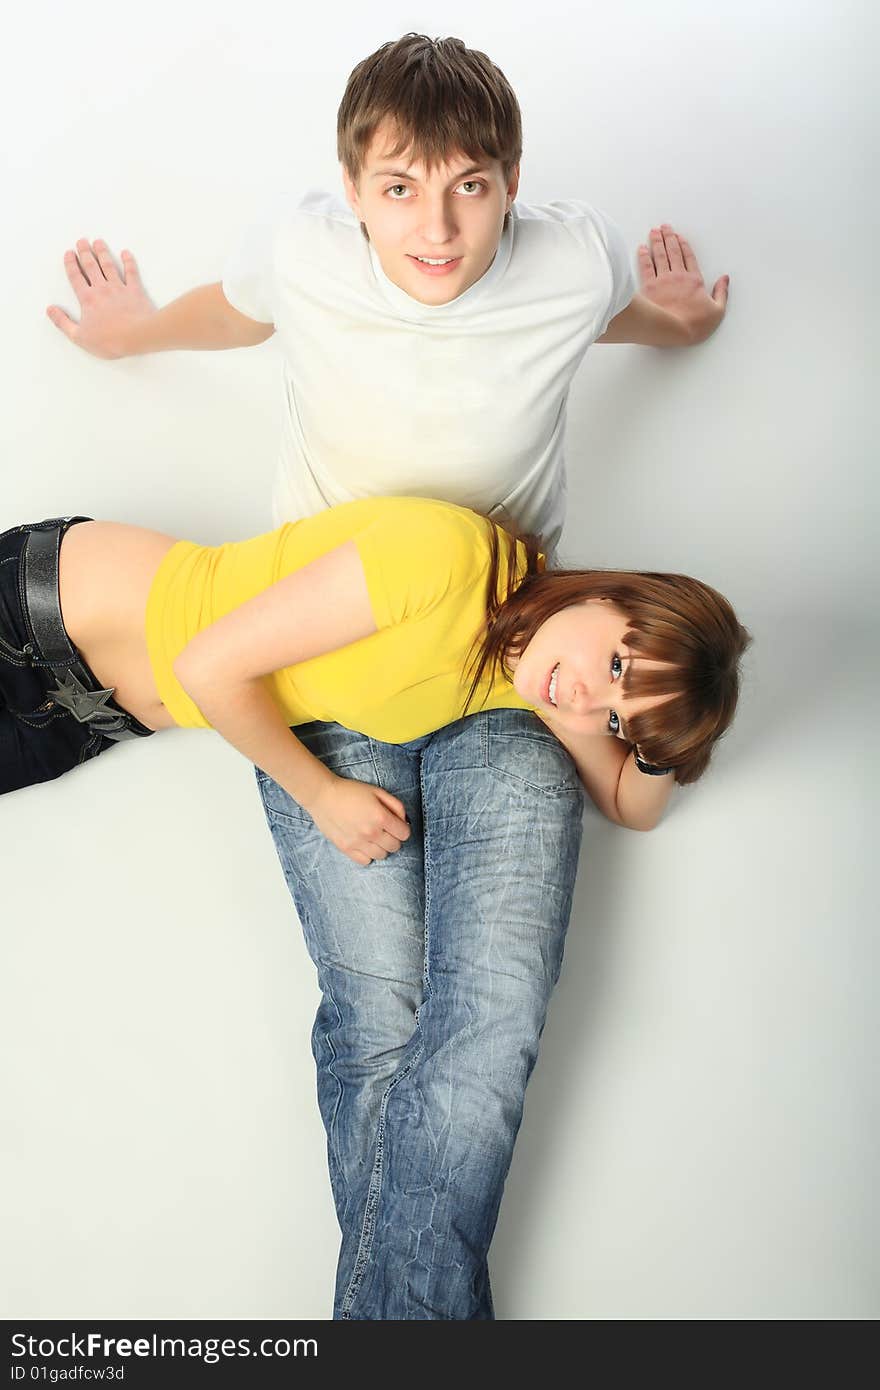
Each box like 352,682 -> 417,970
485,713 -> 582,797
255,722 -> 376,825
77,731 -> 105,765
8,696 -> 68,728
255,769 -> 316,825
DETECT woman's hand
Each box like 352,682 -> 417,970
306,774 -> 411,867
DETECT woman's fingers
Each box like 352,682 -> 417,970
374,788 -> 410,840
353,822 -> 408,865
350,814 -> 411,867
321,781 -> 412,866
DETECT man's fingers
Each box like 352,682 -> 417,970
712,275 -> 730,308
75,238 -> 104,285
660,224 -> 685,273
676,234 -> 699,275
120,249 -> 142,287
46,305 -> 79,342
637,243 -> 655,282
63,249 -> 90,299
92,239 -> 121,283
649,227 -> 671,273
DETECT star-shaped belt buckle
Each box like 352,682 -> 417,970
49,669 -> 118,723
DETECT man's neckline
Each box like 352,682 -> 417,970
366,216 -> 515,320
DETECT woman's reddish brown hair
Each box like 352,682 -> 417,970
464,521 -> 751,786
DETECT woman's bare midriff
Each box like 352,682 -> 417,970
58,521 -> 182,732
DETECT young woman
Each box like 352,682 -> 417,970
0,495 -> 748,839
2,492 -> 750,1319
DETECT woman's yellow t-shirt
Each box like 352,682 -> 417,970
144,496 -> 539,743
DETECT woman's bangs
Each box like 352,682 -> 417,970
627,691 -> 707,770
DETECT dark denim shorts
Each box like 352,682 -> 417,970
0,518 -> 154,796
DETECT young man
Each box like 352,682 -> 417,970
47,34 -> 729,1319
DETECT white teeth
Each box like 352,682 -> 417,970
416,256 -> 454,265
548,664 -> 559,707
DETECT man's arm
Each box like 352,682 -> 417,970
46,238 -> 274,359
596,223 -> 730,348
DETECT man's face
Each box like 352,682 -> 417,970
342,122 -> 520,306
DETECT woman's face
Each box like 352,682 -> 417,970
510,599 -> 673,740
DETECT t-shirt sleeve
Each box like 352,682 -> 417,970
538,199 -> 635,337
587,204 -> 636,336
352,501 -> 486,632
221,204 -> 283,325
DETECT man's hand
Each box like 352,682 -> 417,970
306,774 -> 411,868
46,238 -> 155,359
637,223 -> 729,345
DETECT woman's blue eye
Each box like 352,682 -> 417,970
608,710 -> 620,735
611,654 -> 623,679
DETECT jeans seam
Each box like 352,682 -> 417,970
76,733 -> 101,764
485,714 -> 580,794
16,543 -> 35,650
0,646 -> 31,665
10,707 -> 69,728
420,749 -> 433,999
338,742 -> 430,1320
318,979 -> 346,1199
339,1043 -> 424,1319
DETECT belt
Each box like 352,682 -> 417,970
22,520 -> 148,742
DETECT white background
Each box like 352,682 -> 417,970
1,0 -> 875,1319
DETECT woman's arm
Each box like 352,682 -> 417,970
536,716 -> 674,831
171,540 -> 410,865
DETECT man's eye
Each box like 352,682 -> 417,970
459,181 -> 482,194
386,185 -> 409,198
608,710 -> 620,735
611,654 -> 623,679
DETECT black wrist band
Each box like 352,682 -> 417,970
632,747 -> 674,776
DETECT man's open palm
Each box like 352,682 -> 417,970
47,238 -> 154,359
638,223 -> 729,345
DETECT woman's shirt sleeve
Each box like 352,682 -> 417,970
351,500 -> 489,632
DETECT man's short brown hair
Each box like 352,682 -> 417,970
337,34 -> 523,183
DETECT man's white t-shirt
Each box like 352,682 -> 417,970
223,191 -> 635,555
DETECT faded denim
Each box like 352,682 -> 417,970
256,708 -> 584,1319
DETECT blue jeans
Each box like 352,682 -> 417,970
256,709 -> 584,1319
